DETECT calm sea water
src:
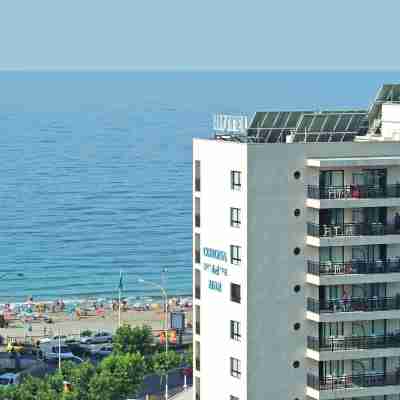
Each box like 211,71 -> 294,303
0,71 -> 399,301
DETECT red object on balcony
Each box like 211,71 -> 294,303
352,186 -> 361,198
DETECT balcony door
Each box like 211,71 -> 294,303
319,247 -> 344,263
320,209 -> 344,226
321,360 -> 344,378
320,170 -> 344,188
352,320 -> 386,337
352,357 -> 385,375
352,245 -> 387,262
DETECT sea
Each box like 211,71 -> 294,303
0,70 -> 399,302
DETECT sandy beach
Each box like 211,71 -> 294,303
0,302 -> 193,341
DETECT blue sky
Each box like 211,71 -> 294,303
1,0 -> 399,70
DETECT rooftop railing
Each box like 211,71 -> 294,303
307,296 -> 400,314
307,372 -> 400,391
307,222 -> 400,238
307,259 -> 400,276
307,184 -> 400,200
307,334 -> 400,352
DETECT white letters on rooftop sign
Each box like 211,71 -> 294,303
213,114 -> 248,133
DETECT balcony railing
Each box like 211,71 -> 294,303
307,222 -> 400,238
307,334 -> 400,352
307,184 -> 400,200
307,296 -> 400,314
307,372 -> 400,391
307,259 -> 400,276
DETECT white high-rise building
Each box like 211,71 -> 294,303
193,84 -> 400,400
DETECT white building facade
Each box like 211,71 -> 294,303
193,84 -> 400,400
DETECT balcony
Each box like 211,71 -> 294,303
307,372 -> 400,391
308,259 -> 400,276
307,222 -> 400,237
307,296 -> 400,323
306,185 -> 400,209
307,296 -> 400,314
306,259 -> 400,285
306,222 -> 400,247
308,334 -> 400,352
307,334 -> 400,361
307,185 -> 400,200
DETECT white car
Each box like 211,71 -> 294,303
80,331 -> 112,344
39,342 -> 74,361
91,344 -> 113,357
0,373 -> 22,386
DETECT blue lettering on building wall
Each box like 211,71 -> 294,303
203,247 -> 227,262
208,280 -> 222,292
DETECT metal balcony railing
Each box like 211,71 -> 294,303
307,372 -> 400,391
307,184 -> 400,200
307,334 -> 400,352
307,259 -> 400,276
307,296 -> 400,314
307,222 -> 400,237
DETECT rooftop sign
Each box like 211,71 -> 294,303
213,114 -> 248,134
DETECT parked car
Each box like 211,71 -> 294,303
0,372 -> 22,386
39,341 -> 74,361
80,331 -> 112,344
91,344 -> 113,358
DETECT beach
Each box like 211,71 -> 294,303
0,298 -> 192,340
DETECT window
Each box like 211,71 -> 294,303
195,197 -> 200,228
231,171 -> 241,191
195,341 -> 200,371
230,283 -> 241,303
230,320 -> 241,341
195,377 -> 200,400
195,233 -> 201,264
195,269 -> 201,300
230,245 -> 241,265
195,305 -> 200,335
195,160 -> 201,192
230,208 -> 241,228
230,357 -> 241,378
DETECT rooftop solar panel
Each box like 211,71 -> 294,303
274,112 -> 290,128
297,115 -> 314,132
262,112 -> 279,128
309,115 -> 326,132
334,114 -> 352,132
249,112 -> 265,129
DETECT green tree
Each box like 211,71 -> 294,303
88,352 -> 146,400
113,325 -> 154,355
49,361 -> 96,400
5,375 -> 60,400
152,350 -> 183,392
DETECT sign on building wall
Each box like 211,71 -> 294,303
202,246 -> 229,293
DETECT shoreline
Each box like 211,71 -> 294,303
0,293 -> 193,308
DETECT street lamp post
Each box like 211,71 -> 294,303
137,277 -> 169,400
